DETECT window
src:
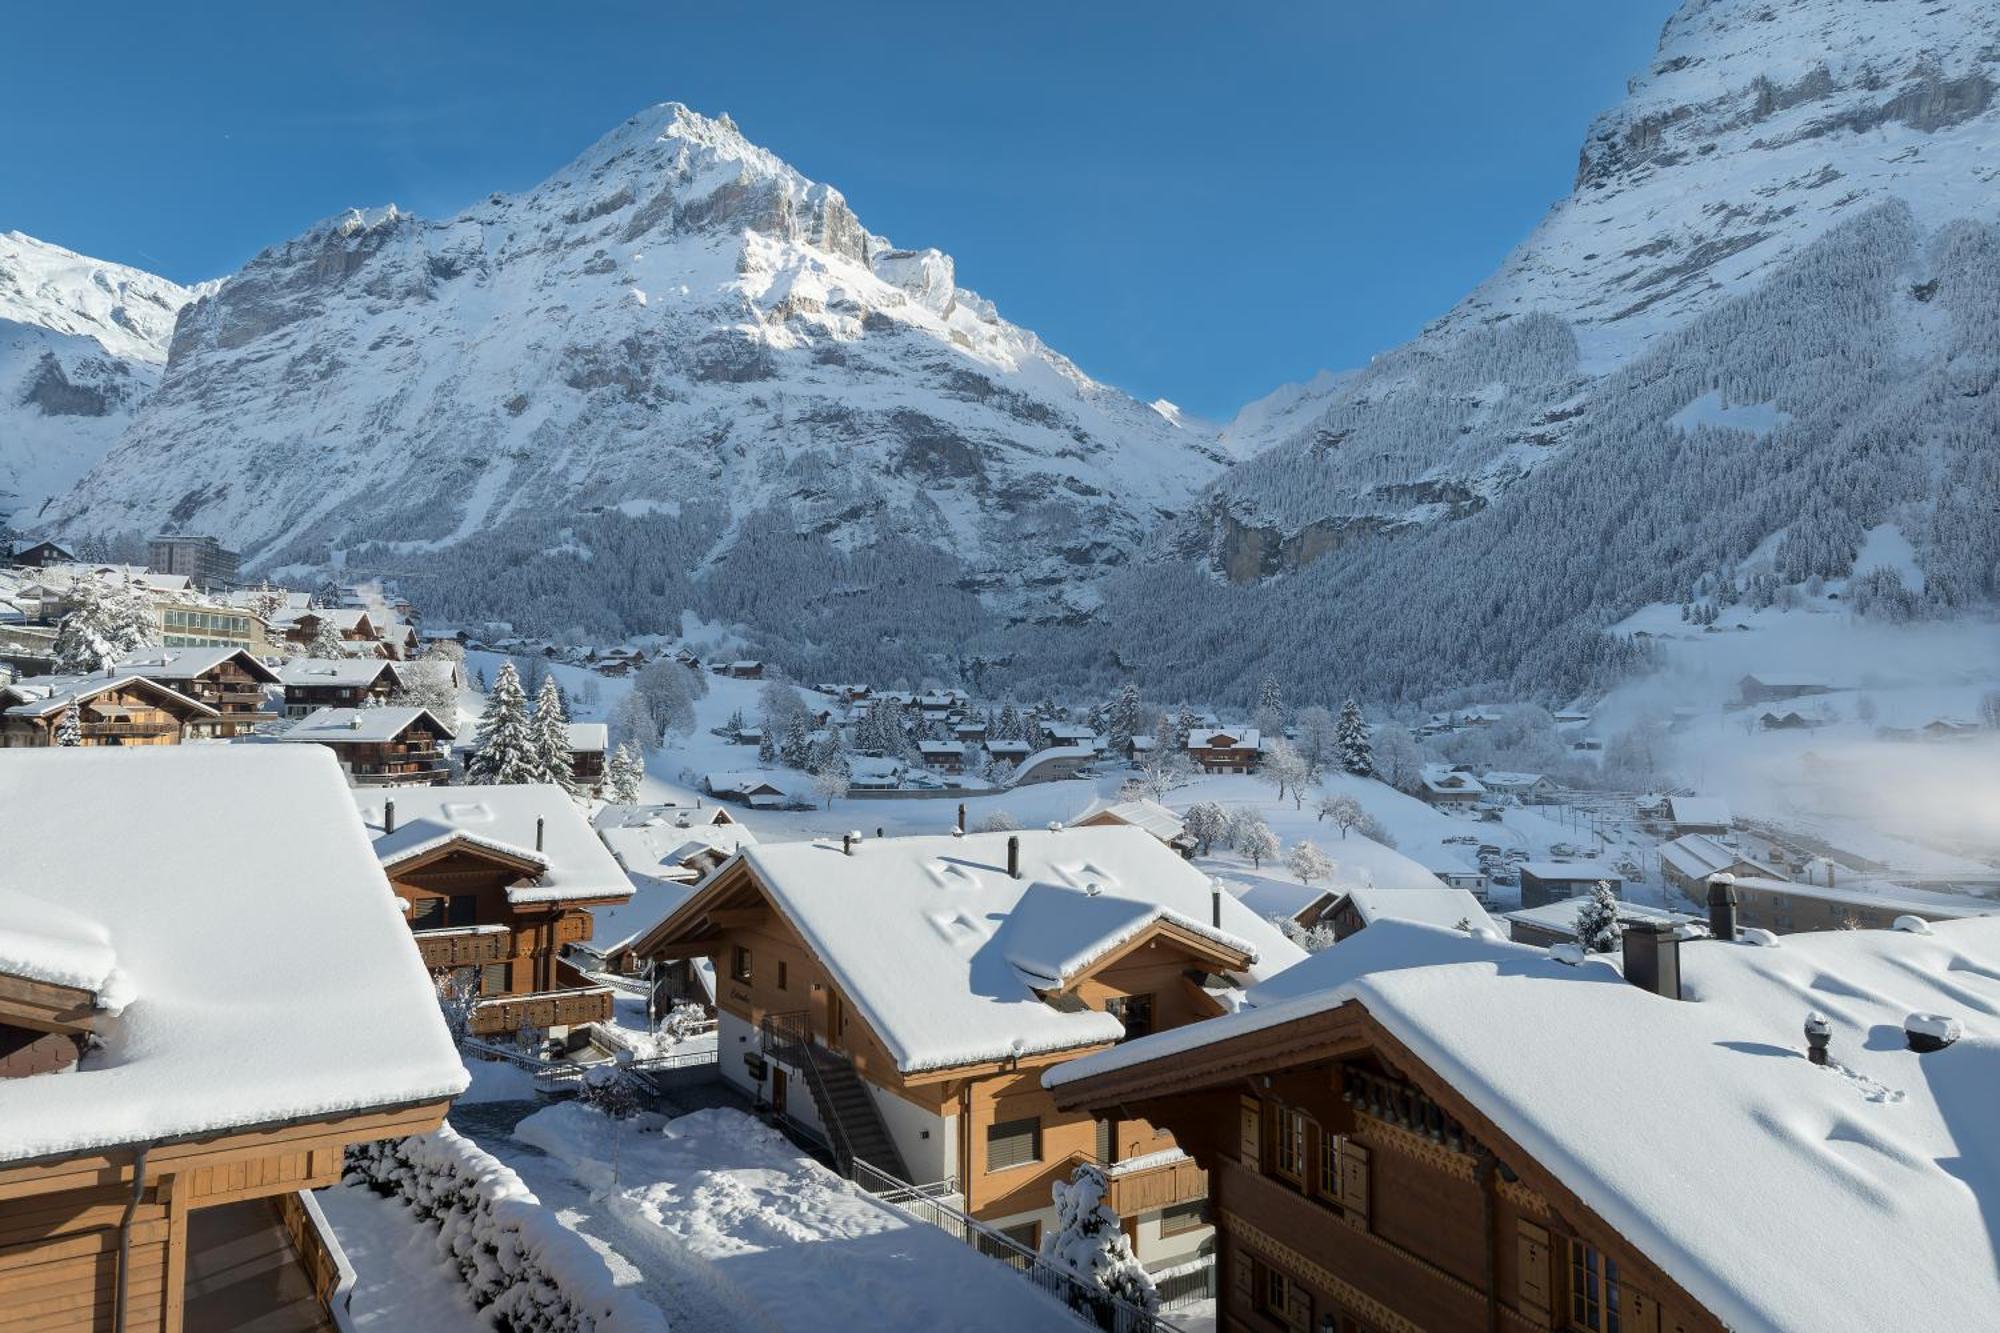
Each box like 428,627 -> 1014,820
1252,1259 -> 1310,1332
1318,1128 -> 1345,1199
1105,993 -> 1154,1041
1272,1105 -> 1306,1183
406,896 -> 441,927
479,962 -> 509,995
986,1116 -> 1041,1172
447,894 -> 478,928
1159,1200 -> 1205,1236
1568,1240 -> 1621,1333
731,946 -> 752,983
776,960 -> 789,991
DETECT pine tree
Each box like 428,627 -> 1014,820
607,741 -> 645,804
1174,703 -> 1198,750
1336,697 -> 1373,776
55,708 -> 83,746
1256,673 -> 1285,723
1041,1164 -> 1159,1319
1106,682 -> 1143,756
530,674 -> 578,794
997,702 -> 1022,742
465,661 -> 539,785
52,576 -> 158,673
779,713 -> 812,769
306,617 -> 348,659
1575,882 -> 1622,953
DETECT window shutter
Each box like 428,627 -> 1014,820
987,1117 -> 1040,1172
1096,1117 -> 1115,1164
1229,1250 -> 1255,1306
406,896 -> 440,926
1284,1276 -> 1312,1331
1626,1286 -> 1665,1333
1339,1141 -> 1371,1224
1239,1096 -> 1261,1166
1517,1220 -> 1552,1320
480,961 -> 509,995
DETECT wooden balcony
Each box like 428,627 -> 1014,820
1104,1153 -> 1209,1216
470,981 -> 615,1035
413,925 -> 511,968
277,1190 -> 354,1329
81,721 -> 180,739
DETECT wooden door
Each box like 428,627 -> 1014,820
826,992 -> 845,1050
772,1067 -> 788,1116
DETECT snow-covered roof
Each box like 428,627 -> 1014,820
704,770 -> 789,797
1479,771 -> 1548,789
917,740 -> 966,757
705,827 -> 1306,1074
1503,898 -> 1698,938
275,657 -> 401,688
280,705 -> 451,744
1187,727 -> 1259,749
1518,859 -> 1621,883
1050,916 -> 2000,1332
0,747 -> 466,1164
0,673 -> 219,720
1658,833 -> 1772,883
1045,723 -> 1098,741
109,645 -> 281,684
0,886 -> 128,1008
598,813 -> 758,882
1229,878 -> 1334,926
1337,886 -> 1499,935
985,739 -> 1032,754
355,785 -> 632,906
1073,797 -> 1187,844
1667,796 -> 1732,827
1418,765 -> 1486,795
566,722 -> 608,753
1728,875 -> 1990,919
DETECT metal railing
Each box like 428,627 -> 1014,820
849,1156 -> 1190,1333
760,1010 -> 860,1174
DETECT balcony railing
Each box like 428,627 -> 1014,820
1101,1153 -> 1208,1217
470,982 -> 615,1035
81,721 -> 179,738
412,925 -> 511,968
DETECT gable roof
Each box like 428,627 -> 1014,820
1658,833 -> 1774,883
354,785 -> 631,906
275,657 -> 402,688
1187,727 -> 1259,749
1334,886 -> 1499,935
1667,796 -> 1732,827
1073,797 -> 1188,844
565,722 -> 608,753
1048,916 -> 2000,1332
280,705 -> 451,744
642,826 -> 1305,1075
0,747 -> 465,1164
110,645 -> 282,685
0,673 -> 220,720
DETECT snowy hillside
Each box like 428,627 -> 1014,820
0,233 -> 212,522
1093,0 -> 2000,705
45,104 -> 1228,633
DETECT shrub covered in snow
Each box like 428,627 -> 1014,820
1039,1163 -> 1159,1323
344,1125 -> 668,1333
1574,882 -> 1623,953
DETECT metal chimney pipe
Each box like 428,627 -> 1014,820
384,798 -> 396,834
1007,835 -> 1021,879
1707,874 -> 1739,942
957,803 -> 967,834
1212,882 -> 1223,930
843,833 -> 853,856
535,817 -> 545,852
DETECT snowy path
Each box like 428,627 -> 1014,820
315,1181 -> 487,1332
478,1103 -> 1081,1333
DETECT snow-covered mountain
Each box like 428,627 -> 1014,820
0,233 -> 212,523
46,105 -> 1227,631
1088,0 -> 2000,707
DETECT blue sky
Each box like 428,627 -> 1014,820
3,2 -> 1676,419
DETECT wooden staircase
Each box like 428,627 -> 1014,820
762,1012 -> 910,1184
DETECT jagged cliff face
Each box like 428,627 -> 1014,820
0,232 -> 211,521
1190,0 -> 2000,581
48,104 -> 1226,623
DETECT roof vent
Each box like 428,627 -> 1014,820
1048,821 -> 1064,833
384,798 -> 396,834
1904,1012 -> 1961,1053
1007,835 -> 1021,879
1892,915 -> 1933,935
1804,1012 -> 1832,1066
535,817 -> 545,852
1706,874 -> 1739,942
1084,881 -> 1102,897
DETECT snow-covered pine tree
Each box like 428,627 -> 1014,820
465,661 -> 539,785
55,707 -> 83,746
1174,703 -> 1198,750
779,713 -> 813,769
996,702 -> 1022,742
607,741 -> 645,804
530,674 -> 578,794
52,576 -> 158,673
1256,673 -> 1285,723
1336,697 -> 1373,776
1040,1164 -> 1159,1319
306,617 -> 348,659
1106,682 -> 1143,756
1575,881 -> 1622,953
757,729 -> 778,764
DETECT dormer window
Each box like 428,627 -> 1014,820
1105,993 -> 1154,1041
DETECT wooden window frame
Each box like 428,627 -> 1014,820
1567,1237 -> 1621,1333
731,945 -> 752,984
776,960 -> 788,991
1270,1104 -> 1307,1185
986,1115 -> 1042,1173
1159,1199 -> 1206,1237
1105,992 -> 1155,1041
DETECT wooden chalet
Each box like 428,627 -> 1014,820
0,674 -> 219,748
5,539 -> 76,568
278,706 -> 453,786
629,827 -> 1306,1270
355,785 -> 634,1042
0,746 -> 464,1333
1517,861 -> 1623,909
110,647 -> 281,737
1072,797 -> 1197,857
1187,727 -> 1262,774
274,658 -> 404,717
1051,913 -> 2000,1332
276,608 -> 385,657
566,722 -> 608,794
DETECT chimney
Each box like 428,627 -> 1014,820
1211,879 -> 1223,930
1007,835 -> 1021,879
384,798 -> 396,834
876,826 -> 885,839
1621,921 -> 1681,999
1707,874 -> 1739,942
842,833 -> 853,856
1804,1012 -> 1832,1066
1904,1012 -> 1961,1053
535,817 -> 545,852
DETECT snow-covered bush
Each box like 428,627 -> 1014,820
344,1125 -> 668,1332
577,1057 -> 643,1120
1277,914 -> 1339,954
1574,882 -> 1622,954
658,1000 -> 708,1043
977,809 -> 1022,833
1039,1163 -> 1159,1323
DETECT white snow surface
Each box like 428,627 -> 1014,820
356,783 -> 633,906
1052,916 -> 2000,1333
0,747 -> 466,1162
281,704 -> 451,744
717,826 -> 1304,1073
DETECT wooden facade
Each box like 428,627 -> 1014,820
280,666 -> 400,718
0,680 -> 216,749
1187,731 -> 1262,774
300,715 -> 450,785
636,860 -> 1224,1249
1052,1001 -> 1724,1333
136,652 -> 280,738
385,840 -> 619,1036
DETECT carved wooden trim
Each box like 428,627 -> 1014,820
1497,1176 -> 1551,1217
1221,1208 -> 1423,1333
1356,1114 -> 1476,1181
